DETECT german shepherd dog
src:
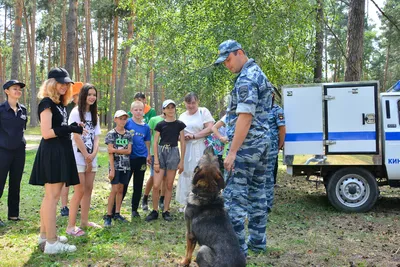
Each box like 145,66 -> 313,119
180,152 -> 246,267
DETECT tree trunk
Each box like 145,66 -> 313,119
47,0 -> 54,72
80,16 -> 86,82
344,0 -> 365,81
97,19 -> 101,61
84,0 -> 91,82
60,0 -> 67,66
383,39 -> 390,90
11,0 -> 23,79
75,27 -> 80,81
0,51 -> 3,102
108,0 -> 119,130
108,23 -> 112,60
66,0 -> 78,78
313,0 -> 324,83
324,25 -> 328,81
30,0 -> 38,126
116,14 -> 134,111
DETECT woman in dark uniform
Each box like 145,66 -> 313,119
0,80 -> 27,226
30,67 -> 84,254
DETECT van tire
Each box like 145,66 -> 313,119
327,167 -> 379,212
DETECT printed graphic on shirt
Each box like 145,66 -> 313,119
56,105 -> 68,126
128,129 -> 146,138
105,129 -> 132,171
78,121 -> 95,154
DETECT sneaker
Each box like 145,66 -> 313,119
38,235 -> 68,245
131,210 -> 140,219
103,215 -> 112,227
113,213 -> 127,222
145,210 -> 159,222
162,211 -> 172,221
44,241 -> 77,254
60,206 -> 69,217
142,197 -> 149,211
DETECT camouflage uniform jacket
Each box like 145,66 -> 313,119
226,58 -> 273,144
267,104 -> 285,142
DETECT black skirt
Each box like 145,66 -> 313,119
29,136 -> 80,186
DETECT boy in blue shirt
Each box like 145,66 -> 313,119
124,101 -> 151,218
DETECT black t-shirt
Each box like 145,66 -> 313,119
38,97 -> 68,134
155,120 -> 186,147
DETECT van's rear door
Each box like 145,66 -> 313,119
324,82 -> 379,154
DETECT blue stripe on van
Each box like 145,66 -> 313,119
386,132 -> 400,140
328,131 -> 376,140
285,132 -> 323,141
286,131 -> 377,142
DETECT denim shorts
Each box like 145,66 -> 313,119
158,145 -> 180,170
111,170 -> 130,185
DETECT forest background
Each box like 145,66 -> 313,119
0,0 -> 399,129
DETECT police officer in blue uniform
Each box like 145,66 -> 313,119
215,40 -> 273,256
0,80 -> 27,226
265,92 -> 285,212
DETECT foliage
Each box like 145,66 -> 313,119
380,0 -> 400,89
92,57 -> 112,115
0,0 -> 393,124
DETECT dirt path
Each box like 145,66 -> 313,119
25,134 -> 107,152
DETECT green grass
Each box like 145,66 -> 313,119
0,150 -> 399,266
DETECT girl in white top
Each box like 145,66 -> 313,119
66,84 -> 101,236
176,92 -> 215,207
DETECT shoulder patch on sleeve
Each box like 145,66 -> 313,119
278,113 -> 284,120
238,85 -> 249,101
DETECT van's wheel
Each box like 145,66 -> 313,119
327,167 -> 379,212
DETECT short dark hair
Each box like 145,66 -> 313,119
184,92 -> 199,103
134,92 -> 146,99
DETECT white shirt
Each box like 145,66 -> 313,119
68,107 -> 101,166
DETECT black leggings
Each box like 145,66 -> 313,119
113,157 -> 147,214
0,144 -> 25,218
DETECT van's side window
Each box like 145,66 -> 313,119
397,100 -> 400,124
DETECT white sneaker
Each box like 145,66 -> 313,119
44,241 -> 77,254
38,235 -> 68,245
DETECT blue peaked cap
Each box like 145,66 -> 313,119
214,40 -> 242,65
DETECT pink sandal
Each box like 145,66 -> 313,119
66,227 -> 85,237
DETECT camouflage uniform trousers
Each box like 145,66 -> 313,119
265,140 -> 278,211
223,140 -> 269,256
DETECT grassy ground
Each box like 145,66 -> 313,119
0,148 -> 399,266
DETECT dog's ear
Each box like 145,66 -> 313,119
194,166 -> 200,174
192,167 -> 202,186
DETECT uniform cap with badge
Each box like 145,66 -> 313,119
3,80 -> 26,90
214,40 -> 242,65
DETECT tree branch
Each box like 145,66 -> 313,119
370,0 -> 400,33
